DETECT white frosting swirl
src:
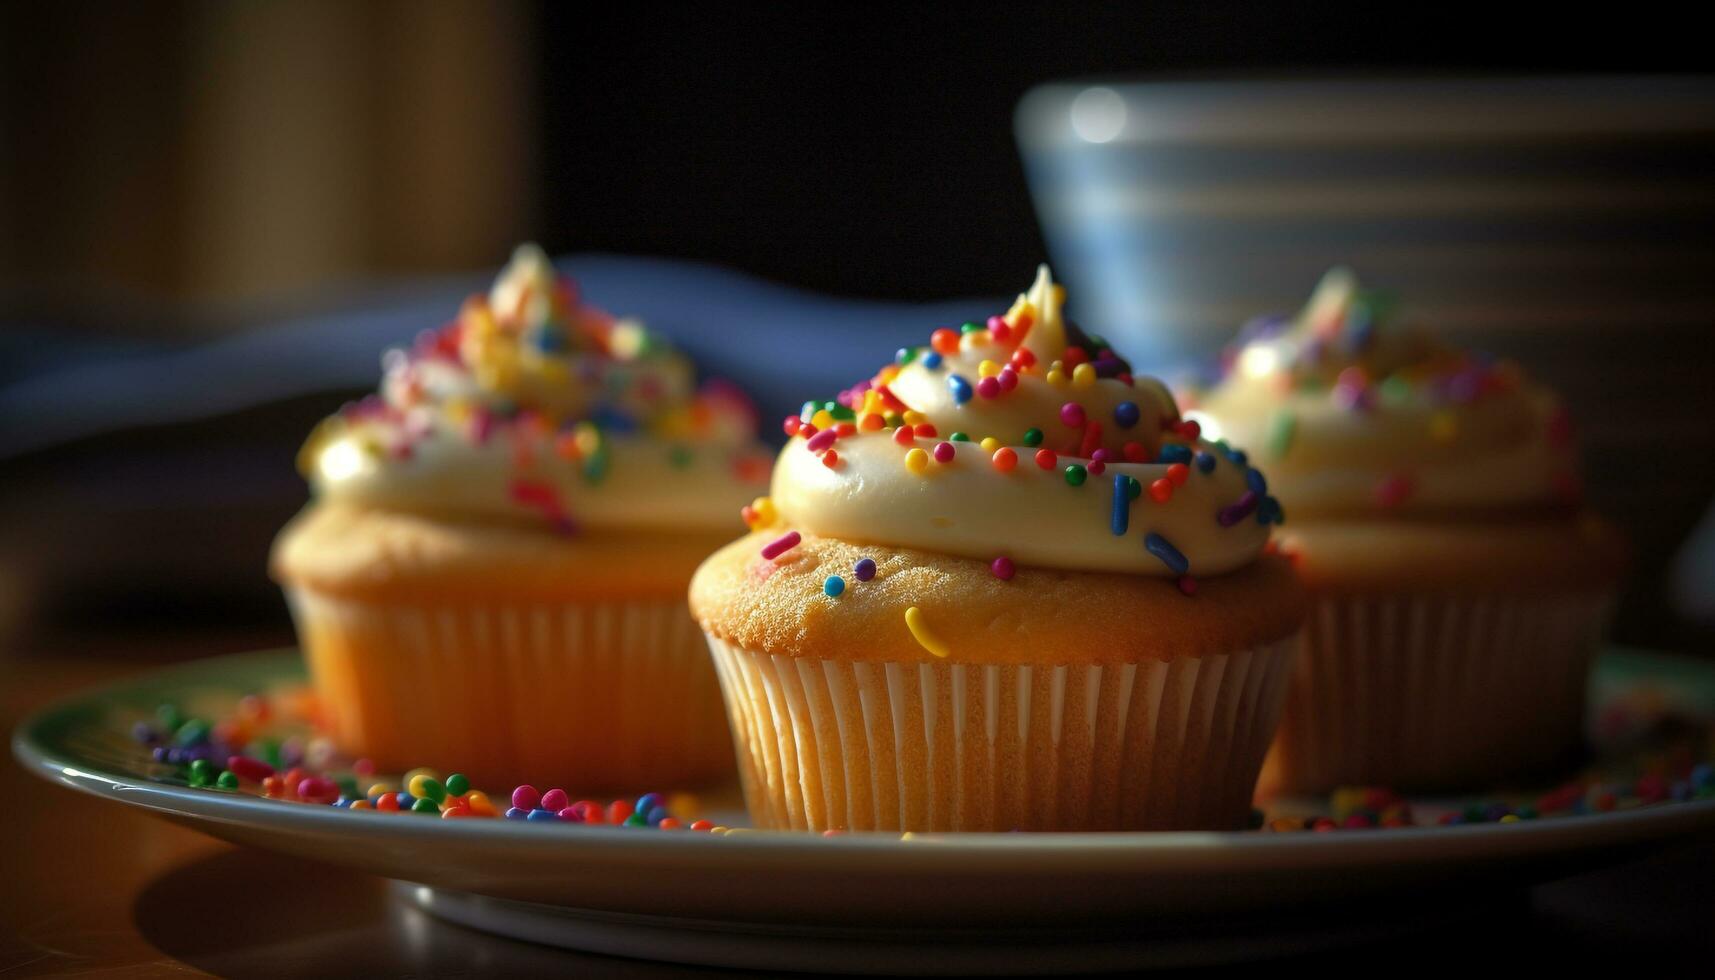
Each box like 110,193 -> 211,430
766,267 -> 1277,578
1193,268 -> 1579,518
303,244 -> 771,531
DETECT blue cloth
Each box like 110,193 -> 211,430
0,254 -> 1003,459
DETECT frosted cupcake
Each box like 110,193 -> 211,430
689,267 -> 1306,832
1193,269 -> 1626,794
272,245 -> 772,790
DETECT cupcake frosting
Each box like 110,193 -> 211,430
762,266 -> 1280,580
301,244 -> 772,532
1191,268 -> 1579,518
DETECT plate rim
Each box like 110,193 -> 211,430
14,647 -> 1715,878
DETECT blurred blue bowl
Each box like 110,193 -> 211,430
1016,75 -> 1715,374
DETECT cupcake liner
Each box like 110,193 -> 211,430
1264,591 -> 1615,795
285,588 -> 733,791
703,637 -> 1298,832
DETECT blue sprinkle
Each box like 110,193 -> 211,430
1113,401 -> 1140,429
1110,474 -> 1131,536
854,557 -> 877,581
824,575 -> 846,597
947,375 -> 973,404
1690,763 -> 1712,788
505,806 -> 530,820
922,351 -> 944,370
1157,444 -> 1192,465
1194,451 -> 1216,474
332,797 -> 353,808
395,792 -> 415,808
527,325 -> 565,352
635,792 -> 665,815
646,805 -> 670,825
1144,533 -> 1189,575
526,808 -> 560,822
1255,495 -> 1284,526
800,401 -> 819,421
1245,467 -> 1268,494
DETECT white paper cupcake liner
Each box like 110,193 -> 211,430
703,637 -> 1298,832
1265,591 -> 1615,794
284,588 -> 732,790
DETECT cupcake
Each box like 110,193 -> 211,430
1192,268 -> 1627,794
688,267 -> 1306,832
272,244 -> 773,790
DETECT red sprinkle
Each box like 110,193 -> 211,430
227,756 -> 274,783
761,531 -> 802,561
1034,449 -> 1057,470
990,556 -> 1015,580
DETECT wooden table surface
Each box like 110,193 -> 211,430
5,633 -> 1715,977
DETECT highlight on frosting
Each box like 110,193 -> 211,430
1189,267 -> 1581,517
300,244 -> 771,532
750,265 -> 1280,589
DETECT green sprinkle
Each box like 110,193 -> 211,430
949,432 -> 970,442
156,704 -> 182,731
411,797 -> 439,814
667,445 -> 694,468
415,777 -> 447,803
1022,428 -> 1043,447
828,403 -> 856,421
215,771 -> 239,790
1378,376 -> 1412,404
896,347 -> 917,365
445,774 -> 470,796
258,738 -> 283,770
188,759 -> 214,786
175,719 -> 211,747
883,412 -> 904,428
623,812 -> 649,827
336,774 -> 361,799
1064,464 -> 1087,487
1127,476 -> 1143,499
582,443 -> 610,484
959,321 -> 982,334
1266,411 -> 1297,458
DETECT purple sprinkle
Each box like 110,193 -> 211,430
805,428 -> 838,453
1217,491 -> 1260,527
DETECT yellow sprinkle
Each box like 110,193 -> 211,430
959,330 -> 991,351
902,410 -> 927,426
1429,411 -> 1457,443
1072,363 -> 1096,387
746,495 -> 777,529
573,421 -> 602,457
1499,814 -> 1520,823
904,606 -> 950,658
979,436 -> 1000,453
904,448 -> 930,474
1046,368 -> 1067,386
811,409 -> 835,429
1006,299 -> 1036,325
366,782 -> 397,798
977,359 -> 1001,378
534,357 -> 569,384
862,390 -> 884,414
710,826 -> 729,834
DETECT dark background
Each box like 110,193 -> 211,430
535,4 -> 1710,300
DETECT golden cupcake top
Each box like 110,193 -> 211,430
299,244 -> 771,532
1189,268 -> 1581,519
746,266 -> 1282,596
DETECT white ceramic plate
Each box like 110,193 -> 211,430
15,649 -> 1715,973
